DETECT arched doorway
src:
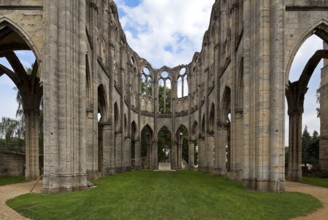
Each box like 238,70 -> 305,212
0,21 -> 42,180
157,126 -> 172,169
190,121 -> 199,169
97,85 -> 107,173
176,125 -> 189,169
131,121 -> 137,169
141,125 -> 153,169
286,31 -> 327,181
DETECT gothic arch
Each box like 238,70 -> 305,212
114,102 -> 120,132
131,121 -> 138,140
0,19 -> 43,181
97,84 -> 108,122
286,20 -> 328,81
220,86 -> 231,123
176,124 -> 189,167
191,121 -> 199,140
86,54 -> 92,107
208,103 -> 215,135
0,19 -> 41,61
236,59 -> 244,110
141,124 -> 154,169
157,126 -> 172,164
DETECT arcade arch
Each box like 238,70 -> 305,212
286,30 -> 327,181
0,21 -> 42,181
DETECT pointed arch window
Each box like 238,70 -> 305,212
159,71 -> 171,114
177,67 -> 188,98
141,67 -> 152,96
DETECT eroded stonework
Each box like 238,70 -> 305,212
0,0 -> 328,192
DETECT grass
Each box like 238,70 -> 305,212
7,170 -> 322,220
302,176 -> 328,188
0,176 -> 25,186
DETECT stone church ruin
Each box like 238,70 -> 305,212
0,0 -> 328,192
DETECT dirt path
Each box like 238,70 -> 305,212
286,181 -> 328,220
0,180 -> 41,220
0,180 -> 327,220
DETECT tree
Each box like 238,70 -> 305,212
0,117 -> 24,152
301,126 -> 320,168
302,126 -> 311,166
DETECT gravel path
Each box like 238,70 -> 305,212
0,180 -> 327,220
0,180 -> 42,220
286,181 -> 328,220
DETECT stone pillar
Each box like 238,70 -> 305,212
102,123 -> 114,175
146,134 -> 151,169
171,142 -> 177,170
215,125 -> 227,175
24,110 -> 40,181
188,140 -> 195,169
86,110 -> 95,173
178,135 -> 183,169
43,0 -> 87,192
232,111 -> 243,180
115,132 -> 123,172
287,112 -> 303,181
198,137 -> 206,171
152,141 -> 158,170
134,139 -> 141,169
286,81 -> 307,182
124,138 -> 131,171
320,65 -> 328,175
207,135 -> 215,172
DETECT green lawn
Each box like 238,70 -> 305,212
0,176 -> 25,186
7,170 -> 322,220
303,176 -> 328,188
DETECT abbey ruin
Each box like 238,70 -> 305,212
0,0 -> 328,192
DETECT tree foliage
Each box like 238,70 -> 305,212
0,117 -> 24,153
302,126 -> 319,166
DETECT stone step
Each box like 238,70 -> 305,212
158,162 -> 171,171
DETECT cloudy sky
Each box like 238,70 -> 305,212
0,0 -> 323,145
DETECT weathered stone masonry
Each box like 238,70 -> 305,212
0,0 -> 328,192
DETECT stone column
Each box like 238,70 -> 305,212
287,112 -> 303,182
24,110 -> 40,181
102,123 -> 114,175
86,110 -> 95,173
43,0 -> 87,192
207,135 -> 215,172
188,140 -> 195,169
134,139 -> 141,169
215,125 -> 227,175
198,136 -> 206,171
232,111 -> 243,180
178,135 -> 183,169
320,65 -> 328,175
124,138 -> 131,171
146,134 -> 151,169
171,142 -> 177,170
115,132 -> 123,172
286,81 -> 307,182
152,141 -> 158,170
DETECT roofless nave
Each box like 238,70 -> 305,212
0,0 -> 328,192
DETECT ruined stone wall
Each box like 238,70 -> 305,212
0,152 -> 25,176
1,0 -> 328,192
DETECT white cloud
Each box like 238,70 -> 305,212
116,0 -> 214,68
